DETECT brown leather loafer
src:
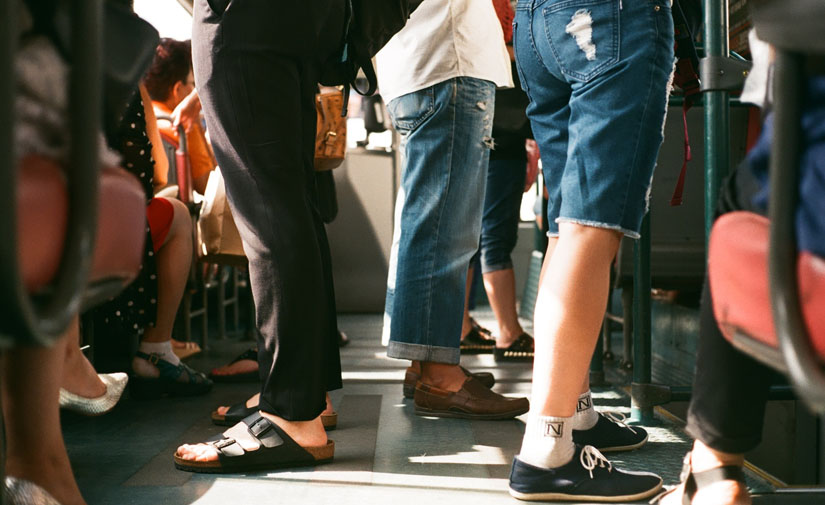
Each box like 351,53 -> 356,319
403,366 -> 495,399
413,376 -> 529,420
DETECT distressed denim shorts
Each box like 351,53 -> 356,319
514,0 -> 674,238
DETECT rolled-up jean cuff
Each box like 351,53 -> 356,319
387,341 -> 460,365
685,414 -> 762,454
480,259 -> 513,274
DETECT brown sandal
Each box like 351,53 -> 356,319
652,452 -> 747,504
176,412 -> 333,474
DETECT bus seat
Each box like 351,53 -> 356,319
18,155 -> 146,305
709,211 -> 825,371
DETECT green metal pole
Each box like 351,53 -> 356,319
630,214 -> 655,424
703,0 -> 731,241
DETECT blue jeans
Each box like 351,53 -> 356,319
383,77 -> 496,364
514,0 -> 674,238
471,156 -> 527,274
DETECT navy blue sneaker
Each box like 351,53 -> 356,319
509,445 -> 663,502
573,412 -> 648,452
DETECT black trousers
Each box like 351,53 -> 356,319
192,0 -> 344,420
685,164 -> 780,453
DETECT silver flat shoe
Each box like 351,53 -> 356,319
59,372 -> 128,416
4,477 -> 62,505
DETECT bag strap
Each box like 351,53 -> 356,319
669,0 -> 702,207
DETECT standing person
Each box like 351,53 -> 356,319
378,0 -> 529,419
507,0 -> 673,501
174,0 -> 345,472
460,0 -> 537,363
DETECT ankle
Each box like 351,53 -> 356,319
691,441 -> 745,472
258,411 -> 327,447
138,340 -> 180,365
7,455 -> 86,505
420,363 -> 466,392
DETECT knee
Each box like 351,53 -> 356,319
167,198 -> 192,235
558,222 -> 622,257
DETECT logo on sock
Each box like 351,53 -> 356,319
543,421 -> 564,438
577,396 -> 592,412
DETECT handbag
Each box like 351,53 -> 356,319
197,168 -> 247,263
315,88 -> 347,171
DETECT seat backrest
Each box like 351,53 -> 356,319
709,211 -> 825,369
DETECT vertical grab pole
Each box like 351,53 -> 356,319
0,1 -> 15,500
703,0 -> 731,242
630,213 -> 655,424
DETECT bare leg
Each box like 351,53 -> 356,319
142,197 -> 191,344
60,319 -> 105,398
460,264 -> 475,339
214,392 -> 336,417
482,268 -> 525,348
3,330 -> 87,505
531,223 -> 620,417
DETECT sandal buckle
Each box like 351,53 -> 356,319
213,437 -> 236,450
249,417 -> 272,438
148,353 -> 160,365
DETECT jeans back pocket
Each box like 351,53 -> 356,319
543,0 -> 620,82
387,86 -> 436,135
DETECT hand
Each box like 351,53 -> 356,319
171,89 -> 202,132
524,138 -> 540,192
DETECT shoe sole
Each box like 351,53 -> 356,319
509,481 -> 662,503
460,346 -> 495,354
414,405 -> 528,420
595,433 -> 649,453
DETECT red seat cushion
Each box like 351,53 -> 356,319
709,211 -> 825,363
19,155 -> 146,296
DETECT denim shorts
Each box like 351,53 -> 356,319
514,0 -> 674,238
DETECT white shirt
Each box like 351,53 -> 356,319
375,0 -> 514,103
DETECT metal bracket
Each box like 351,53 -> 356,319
631,383 -> 692,410
700,56 -> 753,92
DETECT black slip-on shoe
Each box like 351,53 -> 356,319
493,333 -> 534,362
573,412 -> 649,452
508,445 -> 663,502
460,327 -> 496,354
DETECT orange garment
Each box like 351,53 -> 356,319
153,101 -> 217,182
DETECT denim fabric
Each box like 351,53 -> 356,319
749,77 -> 825,258
471,156 -> 527,274
383,77 -> 496,364
514,0 -> 674,238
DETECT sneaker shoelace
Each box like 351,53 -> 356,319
603,411 -> 638,434
580,445 -> 613,479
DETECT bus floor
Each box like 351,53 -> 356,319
61,311 -> 780,505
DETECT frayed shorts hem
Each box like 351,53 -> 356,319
555,217 -> 641,239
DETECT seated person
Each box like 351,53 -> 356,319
143,38 -> 216,195
659,43 -> 825,505
88,84 -> 212,399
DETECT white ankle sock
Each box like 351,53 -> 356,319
518,414 -> 575,469
572,390 -> 599,430
138,340 -> 180,366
